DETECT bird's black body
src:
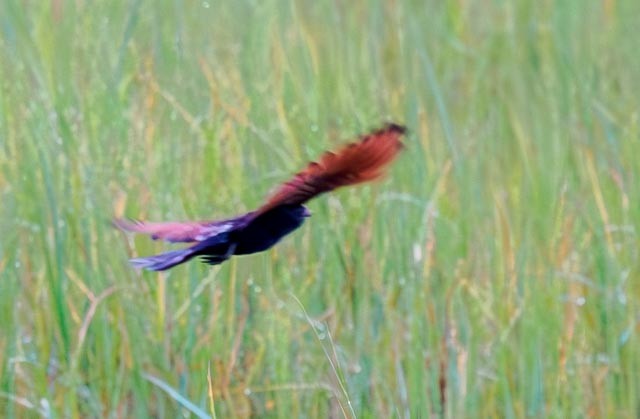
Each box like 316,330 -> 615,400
232,205 -> 309,255
129,205 -> 310,271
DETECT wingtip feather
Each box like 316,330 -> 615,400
112,217 -> 139,232
383,122 -> 407,135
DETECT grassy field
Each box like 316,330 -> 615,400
1,0 -> 639,417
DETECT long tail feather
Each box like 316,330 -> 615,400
129,248 -> 196,271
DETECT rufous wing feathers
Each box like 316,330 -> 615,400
256,123 -> 406,214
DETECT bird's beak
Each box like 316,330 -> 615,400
303,207 -> 312,217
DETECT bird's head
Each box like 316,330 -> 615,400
284,205 -> 311,220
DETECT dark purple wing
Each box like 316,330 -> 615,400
254,123 -> 405,216
113,214 -> 250,243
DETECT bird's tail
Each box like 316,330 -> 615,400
130,248 -> 197,271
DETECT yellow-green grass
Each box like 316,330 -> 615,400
1,0 -> 639,417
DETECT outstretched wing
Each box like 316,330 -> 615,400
255,123 -> 405,215
113,215 -> 249,243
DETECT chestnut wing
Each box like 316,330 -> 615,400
255,123 -> 405,215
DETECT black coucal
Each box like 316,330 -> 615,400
114,123 -> 406,271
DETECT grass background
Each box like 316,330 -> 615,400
1,0 -> 639,417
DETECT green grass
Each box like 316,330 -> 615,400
1,0 -> 639,417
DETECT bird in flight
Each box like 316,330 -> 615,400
114,123 -> 406,271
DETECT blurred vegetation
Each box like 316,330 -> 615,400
1,0 -> 639,417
